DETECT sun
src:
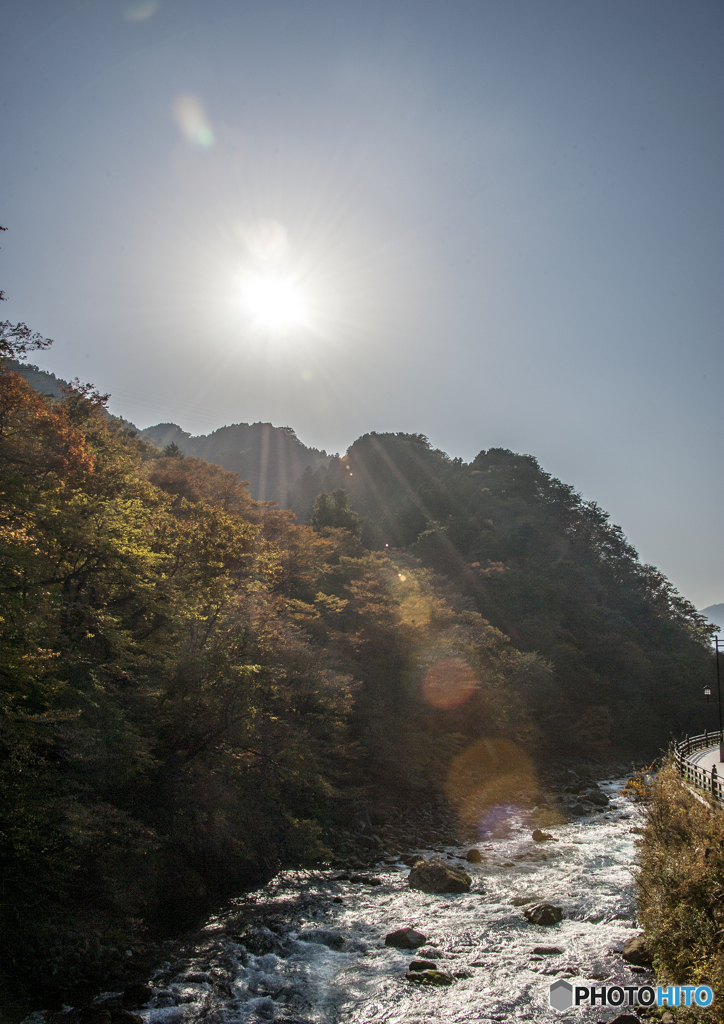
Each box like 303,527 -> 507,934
242,274 -> 306,330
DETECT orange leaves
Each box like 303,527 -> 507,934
147,456 -> 255,516
0,371 -> 95,483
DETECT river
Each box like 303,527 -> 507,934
132,779 -> 646,1024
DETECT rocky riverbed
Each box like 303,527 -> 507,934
35,775 -> 654,1024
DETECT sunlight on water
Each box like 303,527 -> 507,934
136,781 -> 644,1024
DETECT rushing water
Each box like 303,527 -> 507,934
133,780 -> 647,1024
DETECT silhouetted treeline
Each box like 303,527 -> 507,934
290,431 -> 716,753
141,420 -> 333,501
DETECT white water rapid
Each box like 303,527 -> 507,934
138,780 -> 647,1024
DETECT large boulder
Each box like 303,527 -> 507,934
584,789 -> 610,807
568,802 -> 587,817
385,926 -> 427,949
532,829 -> 554,842
408,857 -> 472,894
621,933 -> 652,967
122,986 -> 153,1009
405,969 -> 453,986
523,903 -> 563,926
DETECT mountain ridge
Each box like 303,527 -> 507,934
10,360 -> 334,503
139,420 -> 334,502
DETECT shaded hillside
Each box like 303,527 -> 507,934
12,362 -> 332,503
10,359 -> 74,401
10,359 -> 134,428
290,431 -> 716,753
702,603 -> 724,630
141,421 -> 333,502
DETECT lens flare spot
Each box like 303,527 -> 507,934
476,803 -> 521,839
422,656 -> 477,709
445,738 -> 538,829
173,94 -> 214,148
124,0 -> 161,20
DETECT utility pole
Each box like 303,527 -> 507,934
716,636 -> 724,763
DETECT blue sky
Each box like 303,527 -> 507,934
1,0 -> 722,607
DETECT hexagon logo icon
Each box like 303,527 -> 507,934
549,979 -> 573,1011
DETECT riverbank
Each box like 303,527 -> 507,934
20,773 -> 652,1024
636,760 -> 724,1023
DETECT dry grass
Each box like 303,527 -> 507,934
636,758 -> 724,1022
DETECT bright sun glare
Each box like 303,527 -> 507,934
242,275 -> 305,331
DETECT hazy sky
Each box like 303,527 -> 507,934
1,0 -> 722,608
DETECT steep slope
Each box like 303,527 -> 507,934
290,431 -> 715,753
141,421 -> 333,502
701,603 -> 724,630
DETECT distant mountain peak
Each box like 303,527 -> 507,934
140,420 -> 333,502
701,604 -> 724,630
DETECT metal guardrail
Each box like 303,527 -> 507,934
675,731 -> 724,803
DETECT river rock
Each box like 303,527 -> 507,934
532,829 -> 554,841
408,857 -> 472,893
466,848 -> 482,862
297,928 -> 345,950
565,780 -> 592,793
405,969 -> 453,986
79,1011 -> 142,1024
523,903 -> 563,925
409,959 -> 437,971
532,945 -> 564,954
110,1013 -> 143,1024
78,1010 -> 112,1024
122,985 -> 153,1008
400,854 -> 423,866
621,933 -> 652,966
385,926 -> 427,949
584,789 -> 610,807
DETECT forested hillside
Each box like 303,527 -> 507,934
141,421 -> 333,501
7,358 -> 67,401
0,325 -> 547,1005
290,432 -> 716,753
0,325 -> 717,1007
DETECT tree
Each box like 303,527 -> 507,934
162,440 -> 184,459
310,488 -> 361,536
0,320 -> 53,363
